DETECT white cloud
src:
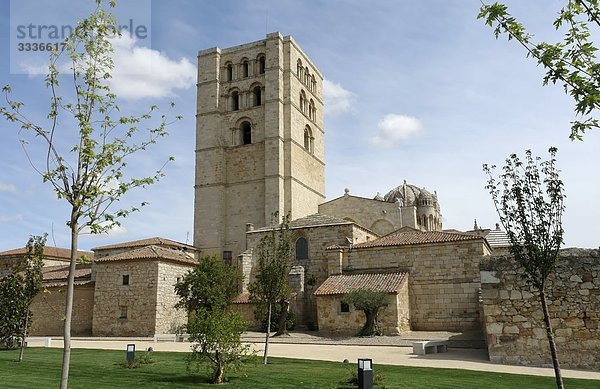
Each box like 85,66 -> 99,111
0,214 -> 23,223
0,183 -> 17,192
323,79 -> 354,114
109,35 -> 196,100
370,114 -> 424,147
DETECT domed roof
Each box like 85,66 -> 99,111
418,188 -> 433,200
383,180 -> 423,206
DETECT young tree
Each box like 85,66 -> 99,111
0,2 -> 178,387
248,213 -> 292,364
175,255 -> 248,384
0,235 -> 45,361
479,1 -> 600,140
175,255 -> 242,313
343,289 -> 389,337
483,147 -> 565,389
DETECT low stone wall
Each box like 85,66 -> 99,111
481,249 -> 600,369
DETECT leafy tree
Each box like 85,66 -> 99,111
479,1 -> 600,140
248,213 -> 292,364
0,235 -> 45,361
186,309 -> 250,384
175,256 -> 248,384
483,147 -> 565,389
0,2 -> 178,387
174,255 -> 242,313
342,289 -> 389,337
254,300 -> 296,333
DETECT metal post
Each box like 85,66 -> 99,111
357,358 -> 373,389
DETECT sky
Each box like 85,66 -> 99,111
0,0 -> 599,251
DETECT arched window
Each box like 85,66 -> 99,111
243,60 -> 249,78
300,90 -> 306,113
258,55 -> 266,74
295,237 -> 308,260
253,86 -> 262,106
297,59 -> 303,78
309,99 -> 315,120
304,125 -> 313,153
240,121 -> 252,145
311,75 -> 316,92
231,91 -> 239,111
226,64 -> 233,81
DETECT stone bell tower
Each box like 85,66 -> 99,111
194,32 -> 325,257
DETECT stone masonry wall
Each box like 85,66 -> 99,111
155,261 -> 195,334
93,260 -> 158,336
345,240 -> 489,331
30,284 -> 94,336
481,249 -> 600,369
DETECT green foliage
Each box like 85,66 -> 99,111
174,255 -> 242,313
483,147 -> 565,291
120,350 -> 155,369
0,235 -> 46,350
479,1 -> 600,140
186,309 -> 250,384
255,301 -> 296,333
343,289 -> 389,336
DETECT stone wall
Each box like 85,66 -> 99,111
92,260 -> 158,336
344,240 -> 489,331
155,261 -> 194,334
481,249 -> 600,369
316,282 -> 409,335
30,283 -> 94,336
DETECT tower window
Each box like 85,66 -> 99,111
295,237 -> 308,260
297,59 -> 303,78
119,306 -> 128,319
300,90 -> 306,113
226,64 -> 233,81
340,301 -> 350,313
309,99 -> 315,121
253,86 -> 262,106
304,125 -> 314,154
122,275 -> 129,285
223,250 -> 232,264
259,56 -> 266,74
243,61 -> 249,78
231,91 -> 239,111
241,121 -> 252,145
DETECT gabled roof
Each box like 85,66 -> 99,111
0,246 -> 93,261
250,213 -> 352,233
92,237 -> 196,252
314,272 -> 407,296
42,264 -> 93,287
483,229 -> 511,248
351,229 -> 485,249
94,245 -> 196,265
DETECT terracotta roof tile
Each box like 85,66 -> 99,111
0,247 -> 93,261
92,237 -> 196,252
94,245 -> 197,265
232,293 -> 251,304
350,230 -> 484,249
314,272 -> 407,296
41,264 -> 93,286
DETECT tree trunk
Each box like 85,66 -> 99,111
18,309 -> 29,362
60,218 -> 79,389
540,290 -> 564,389
213,351 -> 225,384
274,298 -> 289,336
263,302 -> 271,364
361,309 -> 375,336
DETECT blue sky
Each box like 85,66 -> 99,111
1,0 -> 599,251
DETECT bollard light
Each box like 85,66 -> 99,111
357,358 -> 373,389
126,343 -> 135,365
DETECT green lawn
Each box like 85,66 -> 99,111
0,347 -> 596,388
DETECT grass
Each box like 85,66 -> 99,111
0,347 -> 597,388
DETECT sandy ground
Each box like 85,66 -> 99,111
26,335 -> 600,381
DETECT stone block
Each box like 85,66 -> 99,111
504,325 -> 520,334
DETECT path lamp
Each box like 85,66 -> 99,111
357,358 -> 373,389
126,343 -> 135,366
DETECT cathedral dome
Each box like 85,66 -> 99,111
383,180 -> 423,206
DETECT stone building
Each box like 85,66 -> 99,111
194,32 -> 325,258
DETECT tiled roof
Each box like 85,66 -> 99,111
250,213 -> 351,233
0,246 -> 93,261
41,264 -> 93,287
94,245 -> 197,265
314,272 -> 407,296
484,229 -> 511,248
232,293 -> 251,304
92,237 -> 196,252
351,229 -> 484,249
